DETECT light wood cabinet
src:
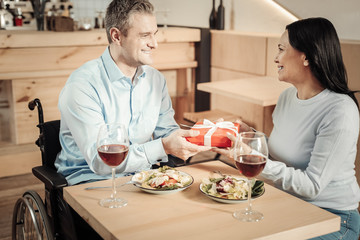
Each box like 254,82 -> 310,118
0,28 -> 200,177
209,31 -> 280,135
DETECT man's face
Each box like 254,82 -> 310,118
120,13 -> 158,68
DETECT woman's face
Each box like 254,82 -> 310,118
274,30 -> 307,84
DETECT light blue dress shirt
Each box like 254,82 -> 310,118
55,47 -> 179,185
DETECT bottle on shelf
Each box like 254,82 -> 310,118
68,5 -> 75,20
14,8 -> 23,27
216,0 -> 225,30
209,0 -> 217,29
46,5 -> 56,30
94,11 -> 104,29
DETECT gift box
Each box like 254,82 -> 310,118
185,119 -> 240,148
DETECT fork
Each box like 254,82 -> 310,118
213,170 -> 226,177
84,180 -> 141,190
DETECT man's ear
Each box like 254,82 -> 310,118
110,27 -> 122,45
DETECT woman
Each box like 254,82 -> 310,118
215,17 -> 360,239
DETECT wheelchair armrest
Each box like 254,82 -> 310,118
32,166 -> 68,190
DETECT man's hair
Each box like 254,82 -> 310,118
105,0 -> 154,43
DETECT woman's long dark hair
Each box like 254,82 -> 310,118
286,17 -> 359,108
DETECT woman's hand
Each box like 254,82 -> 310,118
212,131 -> 253,160
238,120 -> 253,133
211,132 -> 237,159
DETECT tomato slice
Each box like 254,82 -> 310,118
164,178 -> 177,186
151,176 -> 178,188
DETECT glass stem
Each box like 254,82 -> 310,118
247,178 -> 252,212
111,167 -> 117,199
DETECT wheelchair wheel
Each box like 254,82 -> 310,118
12,190 -> 54,240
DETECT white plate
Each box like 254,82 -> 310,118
199,180 -> 265,204
131,170 -> 194,195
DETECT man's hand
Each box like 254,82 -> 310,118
162,129 -> 212,160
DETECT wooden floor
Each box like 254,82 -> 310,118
0,173 -> 44,240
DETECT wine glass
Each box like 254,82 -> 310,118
233,132 -> 268,222
97,123 -> 129,208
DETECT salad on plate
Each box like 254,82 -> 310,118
131,166 -> 193,192
200,175 -> 264,201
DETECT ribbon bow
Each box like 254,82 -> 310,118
192,119 -> 238,146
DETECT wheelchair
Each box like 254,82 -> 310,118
12,98 -> 99,240
11,98 -> 196,240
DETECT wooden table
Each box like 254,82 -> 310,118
197,76 -> 291,135
64,161 -> 340,240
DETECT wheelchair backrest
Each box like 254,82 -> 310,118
29,99 -> 62,170
39,120 -> 61,170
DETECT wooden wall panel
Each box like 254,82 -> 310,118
174,68 -> 195,121
211,31 -> 267,75
211,95 -> 267,133
12,77 -> 67,144
0,28 -> 200,48
15,109 -> 61,144
210,67 -> 258,113
266,36 -> 280,77
0,143 -> 40,178
341,41 -> 360,186
341,42 -> 360,90
12,77 -> 67,114
162,70 -> 177,97
153,42 -> 196,66
0,46 -> 105,74
0,80 -> 12,142
211,67 -> 259,82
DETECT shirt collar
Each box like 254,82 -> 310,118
101,47 -> 146,84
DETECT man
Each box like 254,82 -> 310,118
55,0 -> 210,185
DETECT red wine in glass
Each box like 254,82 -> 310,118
235,155 -> 266,178
97,123 -> 129,208
233,132 -> 268,222
98,144 -> 129,167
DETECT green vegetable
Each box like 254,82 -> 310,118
209,177 -> 225,183
158,165 -> 173,173
252,181 -> 264,196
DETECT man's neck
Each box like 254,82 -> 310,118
116,63 -> 137,79
109,45 -> 137,79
